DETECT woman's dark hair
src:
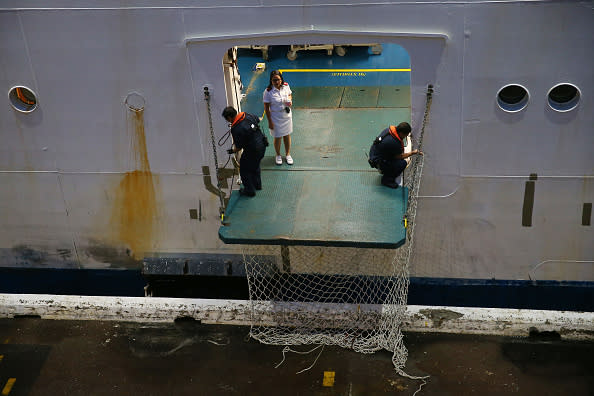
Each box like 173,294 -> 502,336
266,70 -> 284,91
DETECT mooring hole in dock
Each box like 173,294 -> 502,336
528,327 -> 562,341
174,316 -> 202,328
12,314 -> 42,320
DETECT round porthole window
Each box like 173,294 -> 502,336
547,83 -> 580,112
497,84 -> 529,112
125,92 -> 145,112
8,86 -> 38,113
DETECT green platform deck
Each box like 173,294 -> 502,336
219,171 -> 408,248
218,86 -> 411,248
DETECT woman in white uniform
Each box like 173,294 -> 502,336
263,70 -> 294,165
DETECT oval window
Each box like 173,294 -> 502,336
547,83 -> 580,112
497,84 -> 529,112
8,86 -> 38,113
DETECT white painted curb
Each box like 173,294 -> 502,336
1,294 -> 592,340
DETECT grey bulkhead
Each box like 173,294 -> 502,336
0,1 -> 591,282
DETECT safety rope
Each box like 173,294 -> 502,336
204,87 -> 226,220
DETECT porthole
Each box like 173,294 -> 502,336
547,83 -> 580,112
8,86 -> 38,113
125,92 -> 145,112
497,84 -> 529,112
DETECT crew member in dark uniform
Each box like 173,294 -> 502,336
368,122 -> 422,188
222,106 -> 268,197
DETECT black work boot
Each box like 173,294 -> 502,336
381,180 -> 399,189
239,189 -> 256,197
381,176 -> 400,189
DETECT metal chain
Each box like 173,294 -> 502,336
405,85 -> 433,211
417,84 -> 433,152
401,82 -> 433,260
204,87 -> 226,217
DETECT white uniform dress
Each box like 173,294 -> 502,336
263,83 -> 293,138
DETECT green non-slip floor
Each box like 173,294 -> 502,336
219,171 -> 408,248
259,108 -> 411,171
219,88 -> 411,248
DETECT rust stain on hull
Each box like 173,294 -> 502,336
111,170 -> 158,259
110,109 -> 159,260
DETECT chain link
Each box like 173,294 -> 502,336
418,85 -> 433,152
405,85 -> 433,213
204,87 -> 226,216
400,84 -> 433,265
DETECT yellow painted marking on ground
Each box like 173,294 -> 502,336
1,378 -> 16,395
322,371 -> 335,387
279,68 -> 410,72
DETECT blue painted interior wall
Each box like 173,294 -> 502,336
237,44 -> 411,115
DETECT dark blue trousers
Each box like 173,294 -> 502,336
239,145 -> 266,194
379,158 -> 407,185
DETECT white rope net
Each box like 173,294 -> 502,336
242,243 -> 413,373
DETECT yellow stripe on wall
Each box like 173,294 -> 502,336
279,68 -> 410,72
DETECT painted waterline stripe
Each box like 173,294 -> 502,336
1,294 -> 592,340
279,69 -> 411,72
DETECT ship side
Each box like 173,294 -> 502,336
0,0 -> 592,305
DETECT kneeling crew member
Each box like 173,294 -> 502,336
222,106 -> 268,197
368,122 -> 422,189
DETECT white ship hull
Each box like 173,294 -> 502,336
0,0 -> 592,286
